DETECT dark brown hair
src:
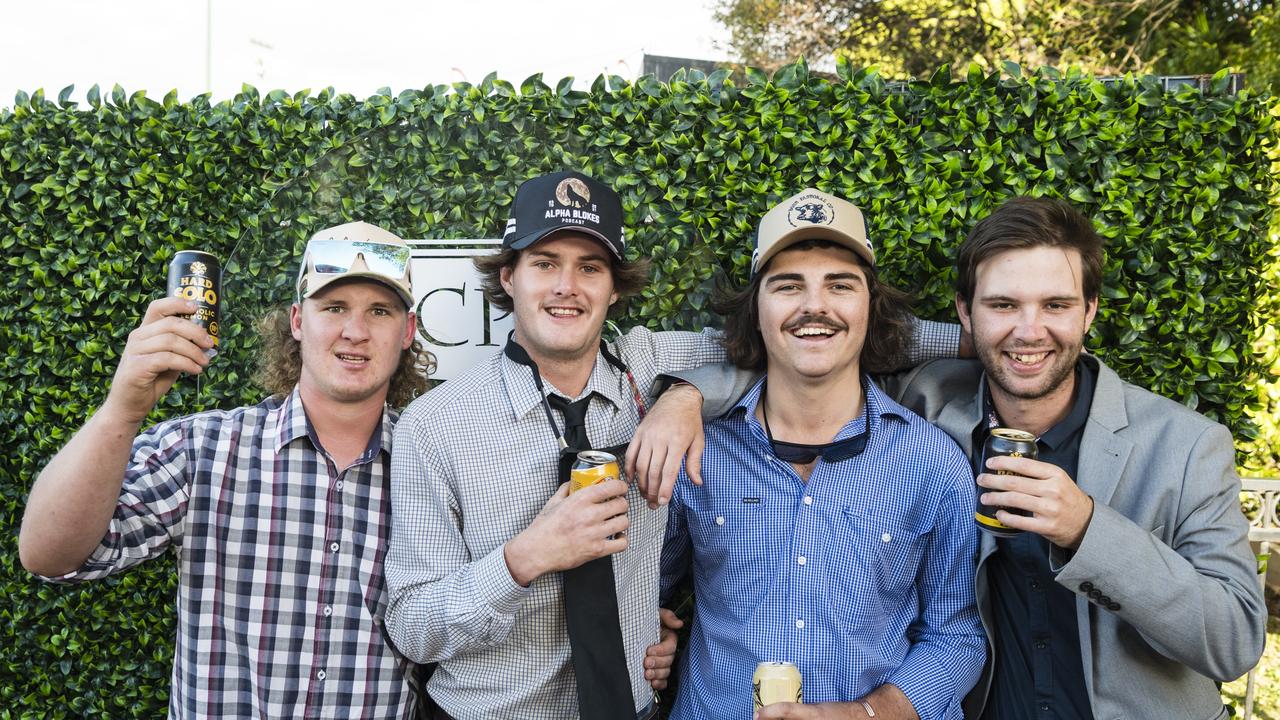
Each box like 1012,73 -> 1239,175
254,305 -> 436,409
714,240 -> 913,373
956,196 -> 1104,305
473,235 -> 651,318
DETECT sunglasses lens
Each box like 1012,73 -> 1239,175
308,240 -> 410,278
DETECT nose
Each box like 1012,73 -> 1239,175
1013,307 -> 1048,342
341,312 -> 372,342
800,286 -> 830,315
553,267 -> 580,297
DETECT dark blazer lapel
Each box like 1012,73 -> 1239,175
1076,358 -> 1134,506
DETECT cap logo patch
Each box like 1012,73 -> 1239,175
556,177 -> 591,208
788,194 -> 835,227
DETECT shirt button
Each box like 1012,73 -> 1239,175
881,533 -> 892,543
795,619 -> 805,629
323,605 -> 333,617
715,516 -> 725,526
1030,581 -> 1041,590
1035,640 -> 1047,649
335,480 -> 344,491
329,542 -> 340,552
1039,702 -> 1049,711
797,556 -> 806,566
803,496 -> 813,505
317,670 -> 327,681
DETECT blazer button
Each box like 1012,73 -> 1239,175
1080,581 -> 1094,592
1088,589 -> 1103,600
1108,601 -> 1122,611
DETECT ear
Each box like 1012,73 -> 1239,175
955,293 -> 973,336
1083,296 -> 1098,334
402,311 -> 418,350
290,303 -> 304,341
609,290 -> 619,307
500,265 -> 515,298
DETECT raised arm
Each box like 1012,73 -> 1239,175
19,297 -> 214,576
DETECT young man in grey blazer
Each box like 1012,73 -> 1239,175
655,196 -> 1265,720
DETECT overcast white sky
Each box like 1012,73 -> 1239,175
1,0 -> 731,108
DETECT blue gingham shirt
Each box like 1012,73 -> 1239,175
44,389 -> 411,720
385,327 -> 726,720
660,377 -> 985,720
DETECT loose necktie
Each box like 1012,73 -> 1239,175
547,392 -> 635,719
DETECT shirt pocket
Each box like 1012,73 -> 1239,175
689,499 -> 782,617
828,508 -> 929,618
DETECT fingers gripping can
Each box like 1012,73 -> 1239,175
975,427 -> 1038,537
569,451 -> 619,494
753,661 -> 802,711
167,250 -> 221,356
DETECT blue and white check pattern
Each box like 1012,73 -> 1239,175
661,378 -> 985,720
385,327 -> 727,720
45,389 -> 411,720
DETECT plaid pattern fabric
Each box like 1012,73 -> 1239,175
48,389 -> 411,720
385,327 -> 726,720
660,378 -> 986,720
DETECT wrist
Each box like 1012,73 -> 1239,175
503,532 -> 544,587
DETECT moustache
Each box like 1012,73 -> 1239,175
782,314 -> 848,333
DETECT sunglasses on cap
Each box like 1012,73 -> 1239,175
304,239 -> 410,279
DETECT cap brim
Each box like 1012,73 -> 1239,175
753,225 -> 874,275
505,225 -> 623,259
304,273 -> 415,309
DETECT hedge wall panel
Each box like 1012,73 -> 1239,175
0,63 -> 1275,716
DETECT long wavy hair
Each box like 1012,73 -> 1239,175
253,305 -> 436,409
714,240 -> 913,374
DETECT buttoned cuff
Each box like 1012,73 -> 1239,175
476,544 -> 532,616
908,317 -> 962,366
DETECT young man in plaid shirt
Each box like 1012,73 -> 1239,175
19,221 -> 434,719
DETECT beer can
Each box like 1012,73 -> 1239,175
569,450 -> 619,494
753,661 -> 802,711
975,427 -> 1038,537
166,250 -> 221,357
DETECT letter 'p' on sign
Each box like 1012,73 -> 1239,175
409,239 -> 514,381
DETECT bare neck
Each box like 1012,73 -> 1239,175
297,387 -> 386,470
756,366 -> 865,444
989,374 -> 1077,438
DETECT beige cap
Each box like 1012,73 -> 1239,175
751,189 -> 874,275
296,221 -> 415,307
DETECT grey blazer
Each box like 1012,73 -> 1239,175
685,356 -> 1265,720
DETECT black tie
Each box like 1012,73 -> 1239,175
547,393 -> 635,719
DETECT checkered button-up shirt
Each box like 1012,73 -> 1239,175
45,389 -> 412,720
660,378 -> 986,720
385,327 -> 726,720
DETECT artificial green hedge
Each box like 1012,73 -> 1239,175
1,61 -> 1275,716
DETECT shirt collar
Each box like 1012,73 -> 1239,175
731,374 -> 908,441
272,386 -> 396,458
499,347 -> 627,422
979,357 -> 1095,449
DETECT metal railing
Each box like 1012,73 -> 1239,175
1242,477 -> 1279,720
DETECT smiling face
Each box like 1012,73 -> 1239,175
290,279 -> 415,409
957,245 -> 1097,410
756,243 -> 871,383
499,231 -> 619,369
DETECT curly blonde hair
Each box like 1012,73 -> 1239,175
253,305 -> 436,409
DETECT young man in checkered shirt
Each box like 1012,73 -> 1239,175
19,222 -> 433,719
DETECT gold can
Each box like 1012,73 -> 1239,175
975,427 -> 1038,537
569,450 -> 619,494
753,661 -> 802,711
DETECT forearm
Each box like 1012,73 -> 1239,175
1058,499 -> 1265,678
385,543 -> 528,663
18,404 -> 143,576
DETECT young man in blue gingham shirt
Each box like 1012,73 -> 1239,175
659,190 -> 985,720
19,222 -> 432,719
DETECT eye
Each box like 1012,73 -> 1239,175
371,307 -> 391,317
324,305 -> 345,313
581,264 -> 604,274
533,260 -> 554,271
